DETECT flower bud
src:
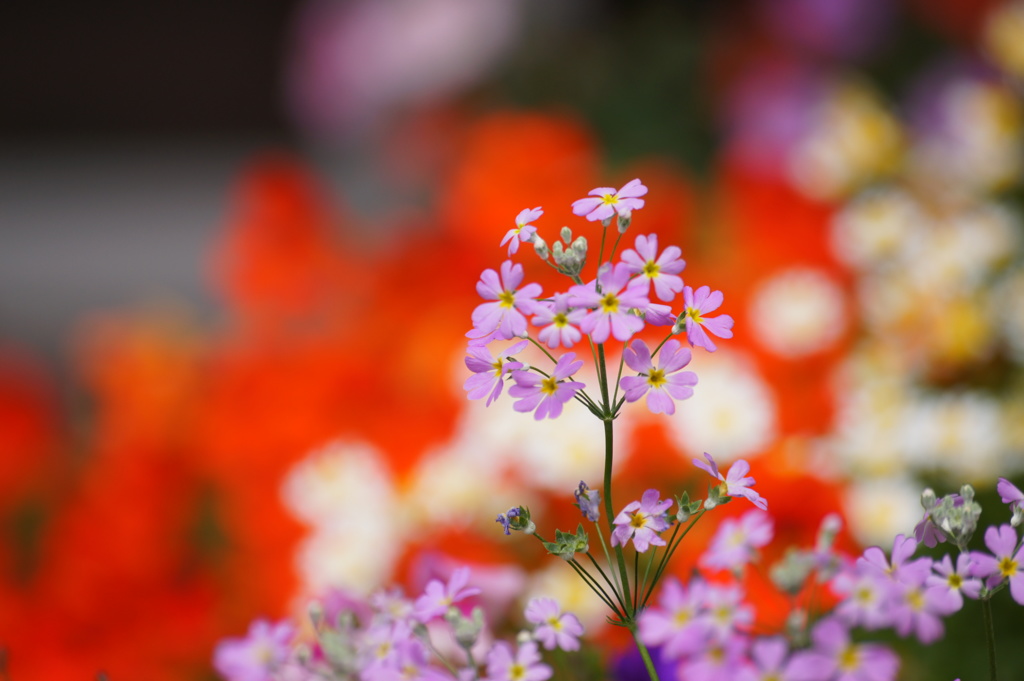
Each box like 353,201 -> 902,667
533,237 -> 549,260
617,209 -> 632,233
447,606 -> 485,650
560,226 -> 573,243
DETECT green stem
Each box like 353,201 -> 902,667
597,344 -> 632,618
983,595 -> 998,681
629,623 -> 661,681
586,552 -> 628,615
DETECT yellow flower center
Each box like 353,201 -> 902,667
685,306 -> 703,324
553,312 -> 568,327
838,645 -> 859,671
601,293 -> 620,314
491,358 -> 504,373
673,610 -> 690,626
601,193 -> 618,206
999,555 -> 1019,578
510,663 -> 526,681
499,290 -> 516,308
646,368 -> 666,388
541,376 -> 559,396
948,573 -> 963,589
643,261 -> 660,277
629,511 -> 648,529
907,588 -> 924,611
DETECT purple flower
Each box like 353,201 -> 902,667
611,489 -> 673,552
735,637 -> 796,681
679,635 -> 748,681
501,207 -> 542,256
620,339 -> 698,415
857,534 -> 932,586
637,577 -> 712,660
413,566 -> 482,622
471,260 -> 543,340
787,617 -> 899,681
484,641 -> 552,681
508,352 -> 585,420
693,453 -> 767,511
997,478 -> 1024,508
889,580 -> 957,644
970,524 -> 1024,604
620,234 -> 685,302
569,263 -> 649,343
700,510 -> 774,573
831,566 -> 897,630
678,285 -> 734,352
703,582 -> 754,641
571,178 -> 647,222
213,619 -> 294,681
524,597 -> 585,651
532,293 -> 586,349
464,340 -> 528,406
574,481 -> 601,522
926,554 -> 982,610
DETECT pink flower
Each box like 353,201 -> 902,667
413,566 -> 482,622
484,641 -> 552,681
571,178 -> 648,222
679,285 -> 734,352
693,453 -> 767,511
501,207 -> 542,256
569,263 -> 649,343
524,598 -> 584,651
464,340 -> 528,406
620,234 -> 685,301
213,619 -> 295,681
508,352 -> 585,420
620,338 -> 698,415
637,577 -> 712,659
532,293 -> 586,349
787,617 -> 899,681
611,489 -> 673,552
471,260 -> 543,340
970,524 -> 1024,604
700,510 -> 774,573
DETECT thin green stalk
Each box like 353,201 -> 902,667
633,549 -> 640,611
586,552 -> 628,615
566,558 -> 621,615
642,510 -> 705,607
983,596 -> 998,681
629,624 -> 661,681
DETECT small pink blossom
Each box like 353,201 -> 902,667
471,260 -> 543,340
532,293 -> 586,349
571,178 -> 648,222
484,641 -> 552,681
524,598 -> 584,651
693,452 -> 767,511
611,489 -> 673,552
464,340 -> 528,406
413,566 -> 481,622
501,207 -> 542,256
569,263 -> 649,343
508,352 -> 585,420
970,524 -> 1024,604
213,619 -> 295,681
620,234 -> 685,301
700,509 -> 774,573
679,285 -> 734,352
620,338 -> 698,415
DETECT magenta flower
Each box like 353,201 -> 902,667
970,524 -> 1024,604
571,178 -> 647,222
484,641 -> 552,681
693,452 -> 767,511
611,488 -> 673,552
501,207 -> 542,256
569,263 -> 649,343
413,566 -> 482,622
831,566 -> 897,630
637,577 -> 712,660
620,234 -> 685,301
508,352 -> 585,420
471,260 -> 543,340
213,619 -> 295,681
736,637 -> 797,681
620,339 -> 698,415
524,597 -> 585,651
787,617 -> 899,681
858,534 -> 932,586
997,478 -> 1024,523
678,285 -> 734,352
532,293 -> 586,349
700,509 -> 774,573
926,554 -> 982,609
464,340 -> 528,406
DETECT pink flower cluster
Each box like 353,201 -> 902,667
214,567 -> 584,681
464,179 -> 734,420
